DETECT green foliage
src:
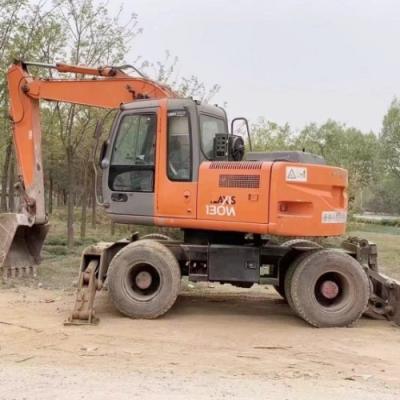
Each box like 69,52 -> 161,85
381,98 -> 400,179
251,118 -> 294,151
250,118 -> 379,210
363,99 -> 400,214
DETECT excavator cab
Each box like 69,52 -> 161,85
100,98 -> 232,225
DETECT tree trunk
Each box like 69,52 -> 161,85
80,162 -> 88,240
67,145 -> 74,249
91,171 -> 96,228
8,150 -> 15,212
1,139 -> 12,212
110,221 -> 115,236
64,103 -> 77,250
48,173 -> 53,215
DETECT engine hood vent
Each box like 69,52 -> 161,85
219,174 -> 260,188
209,161 -> 263,170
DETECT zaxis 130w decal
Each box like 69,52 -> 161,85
206,195 -> 236,217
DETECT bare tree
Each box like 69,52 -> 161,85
52,0 -> 141,247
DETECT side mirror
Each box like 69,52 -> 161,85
231,117 -> 252,151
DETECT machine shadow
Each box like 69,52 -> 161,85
95,289 -> 302,326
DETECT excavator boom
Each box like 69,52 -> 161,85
1,61 -> 175,278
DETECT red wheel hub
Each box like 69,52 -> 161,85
320,280 -> 339,299
135,271 -> 152,290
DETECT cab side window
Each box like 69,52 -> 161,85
109,113 -> 156,192
167,111 -> 191,181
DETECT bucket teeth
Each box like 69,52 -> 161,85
0,213 -> 48,281
1,265 -> 37,280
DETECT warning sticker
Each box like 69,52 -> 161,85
286,166 -> 307,182
321,211 -> 347,224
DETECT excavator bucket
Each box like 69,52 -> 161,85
0,213 -> 48,279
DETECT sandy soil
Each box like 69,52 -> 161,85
0,283 -> 399,400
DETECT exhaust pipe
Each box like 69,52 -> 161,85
0,213 -> 48,279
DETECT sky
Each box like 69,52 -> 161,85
119,0 -> 400,133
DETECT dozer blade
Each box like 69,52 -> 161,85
368,269 -> 400,326
341,237 -> 400,326
0,213 -> 48,279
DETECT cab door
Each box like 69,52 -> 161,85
102,105 -> 159,222
155,102 -> 197,219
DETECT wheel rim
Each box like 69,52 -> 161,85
314,272 -> 350,309
124,262 -> 162,301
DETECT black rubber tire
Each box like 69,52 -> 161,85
107,239 -> 181,319
289,249 -> 370,327
273,240 -> 321,299
140,233 -> 172,241
281,239 -> 322,249
284,251 -> 314,314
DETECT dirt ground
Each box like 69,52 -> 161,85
0,281 -> 399,400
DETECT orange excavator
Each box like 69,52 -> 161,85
2,60 -> 399,327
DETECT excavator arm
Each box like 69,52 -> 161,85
1,61 -> 175,278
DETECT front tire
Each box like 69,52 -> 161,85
107,240 -> 181,319
289,250 -> 370,327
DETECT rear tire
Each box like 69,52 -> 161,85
273,240 -> 321,299
281,239 -> 322,249
284,251 -> 314,313
289,250 -> 370,327
273,284 -> 286,299
140,233 -> 172,241
107,240 -> 181,319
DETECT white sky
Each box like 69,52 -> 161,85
121,0 -> 400,133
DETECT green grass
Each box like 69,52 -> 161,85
35,208 -> 181,288
345,230 -> 400,280
348,221 -> 400,235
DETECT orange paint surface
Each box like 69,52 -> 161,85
155,161 -> 347,237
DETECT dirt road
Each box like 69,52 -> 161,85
0,283 -> 399,399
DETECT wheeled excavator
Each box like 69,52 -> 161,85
1,60 -> 400,327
